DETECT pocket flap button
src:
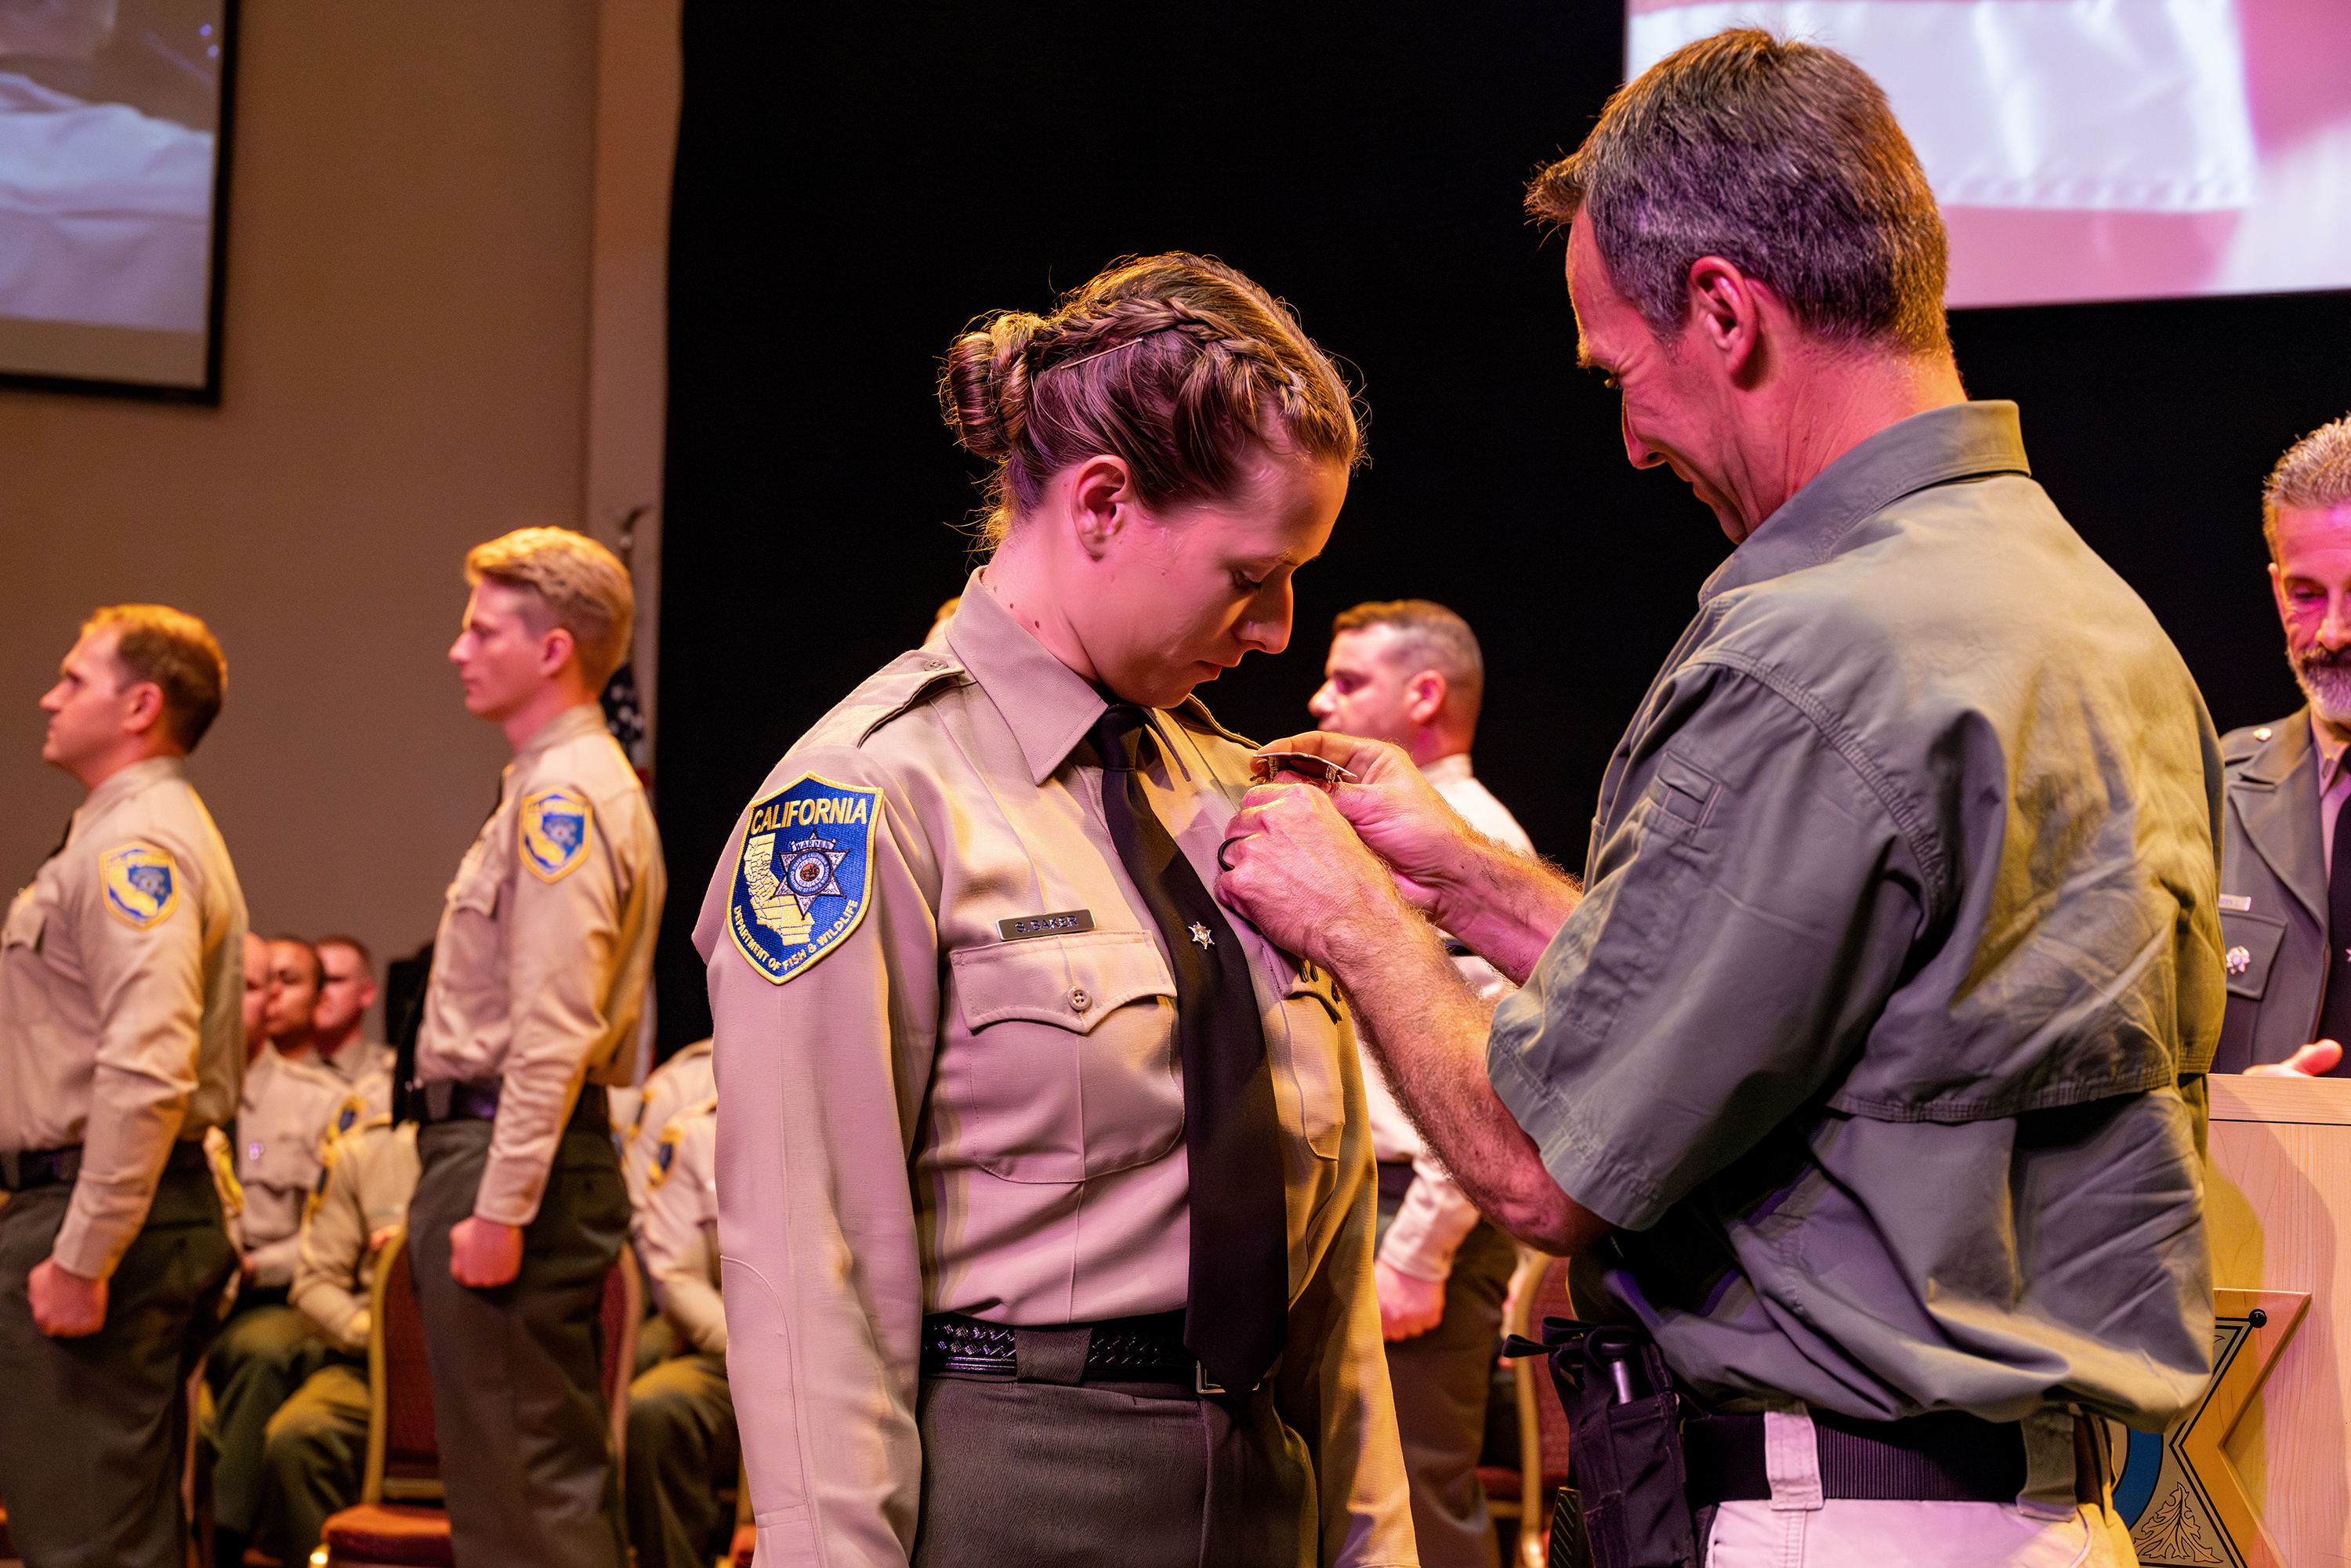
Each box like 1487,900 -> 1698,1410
1068,987 -> 1092,1013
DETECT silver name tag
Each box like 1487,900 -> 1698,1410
2219,894 -> 2252,912
998,909 -> 1096,942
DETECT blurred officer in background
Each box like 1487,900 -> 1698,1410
2213,415 -> 2351,1077
625,1094 -> 737,1567
256,1105 -> 421,1565
312,935 -> 394,1097
1308,599 -> 1532,1568
208,934 -> 343,1563
262,935 -> 323,1058
409,527 -> 663,1566
0,605 -> 246,1566
620,1035 -> 714,1368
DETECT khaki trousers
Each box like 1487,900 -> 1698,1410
0,1164 -> 234,1568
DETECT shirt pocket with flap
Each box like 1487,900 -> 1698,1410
945,929 -> 1183,1183
2,885 -> 45,953
2218,908 -> 2288,1000
1274,960 -> 1346,1161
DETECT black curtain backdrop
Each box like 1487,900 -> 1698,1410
654,0 -> 2351,1052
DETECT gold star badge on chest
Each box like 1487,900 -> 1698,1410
1187,922 -> 1214,950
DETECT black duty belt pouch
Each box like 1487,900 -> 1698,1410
1505,1317 -> 1698,1568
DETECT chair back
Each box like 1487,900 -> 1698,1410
1525,1251 -> 1576,1486
363,1226 -> 445,1504
599,1244 -> 642,1462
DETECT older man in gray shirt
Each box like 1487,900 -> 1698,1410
1219,31 -> 2221,1568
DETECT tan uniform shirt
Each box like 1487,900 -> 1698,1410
636,1094 -> 721,1354
0,755 -> 247,1280
229,1045 -> 345,1287
696,578 -> 1410,1568
318,1033 -> 395,1091
620,1035 -> 715,1215
414,703 -> 664,1226
292,1116 -> 420,1355
1363,753 -> 1534,1284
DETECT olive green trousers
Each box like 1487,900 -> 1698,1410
0,1165 -> 235,1568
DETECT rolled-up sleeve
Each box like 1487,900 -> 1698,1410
1488,668 -> 1927,1231
474,783 -> 623,1227
53,835 -> 208,1280
701,755 -> 940,1568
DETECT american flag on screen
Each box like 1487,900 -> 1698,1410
1625,0 -> 2351,307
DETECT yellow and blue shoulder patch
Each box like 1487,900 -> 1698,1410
100,842 -> 180,930
520,788 -> 594,882
729,773 -> 880,984
649,1120 -> 683,1188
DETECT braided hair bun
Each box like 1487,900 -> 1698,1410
936,254 -> 1360,549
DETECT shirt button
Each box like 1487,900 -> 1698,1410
1068,987 -> 1092,1013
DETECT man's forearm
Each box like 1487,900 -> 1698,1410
1327,915 -> 1608,1256
1428,836 -> 1582,987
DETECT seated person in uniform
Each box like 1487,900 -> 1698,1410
311,935 -> 395,1103
205,936 -> 345,1563
2215,414 -> 2351,1077
621,1036 -> 715,1370
625,1093 -> 741,1568
262,936 -> 324,1061
255,1106 -> 420,1566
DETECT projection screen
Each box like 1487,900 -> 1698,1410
0,0 -> 234,400
1626,0 -> 2351,308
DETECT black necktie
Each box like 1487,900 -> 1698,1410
2317,799 -> 2351,1074
1091,704 -> 1288,1391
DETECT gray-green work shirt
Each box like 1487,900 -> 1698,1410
1491,401 -> 2224,1429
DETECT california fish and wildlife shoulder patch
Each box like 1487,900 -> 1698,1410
520,788 -> 594,882
730,773 -> 880,984
100,842 -> 180,929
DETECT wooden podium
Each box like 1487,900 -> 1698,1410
2112,1075 -> 2351,1567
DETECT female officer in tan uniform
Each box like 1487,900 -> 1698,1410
695,254 -> 1413,1568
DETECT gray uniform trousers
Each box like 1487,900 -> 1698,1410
257,1357 -> 370,1564
409,1120 -> 630,1568
0,1164 -> 236,1568
1377,1185 -> 1517,1568
911,1331 -> 1318,1568
624,1349 -> 738,1568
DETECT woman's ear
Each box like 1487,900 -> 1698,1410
1067,455 -> 1136,559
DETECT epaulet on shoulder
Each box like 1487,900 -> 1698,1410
2220,719 -> 2289,765
842,650 -> 969,747
1169,693 -> 1257,751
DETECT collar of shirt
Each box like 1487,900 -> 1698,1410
512,701 -> 608,766
1418,751 -> 1473,789
1697,401 -> 2034,608
74,753 -> 188,835
2313,710 -> 2351,798
942,570 -> 1107,786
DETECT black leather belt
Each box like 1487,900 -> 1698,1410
922,1310 -> 1226,1392
423,1078 -> 608,1131
0,1139 -> 208,1193
1682,1407 -> 2034,1505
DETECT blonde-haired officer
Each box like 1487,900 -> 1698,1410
0,604 -> 247,1566
408,527 -> 663,1564
624,1095 -> 737,1567
256,1106 -> 421,1565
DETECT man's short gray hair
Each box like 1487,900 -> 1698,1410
1526,28 -> 1950,359
2265,415 -> 2351,556
1333,599 -> 1485,730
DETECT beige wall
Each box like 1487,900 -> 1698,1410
0,2 -> 611,1009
